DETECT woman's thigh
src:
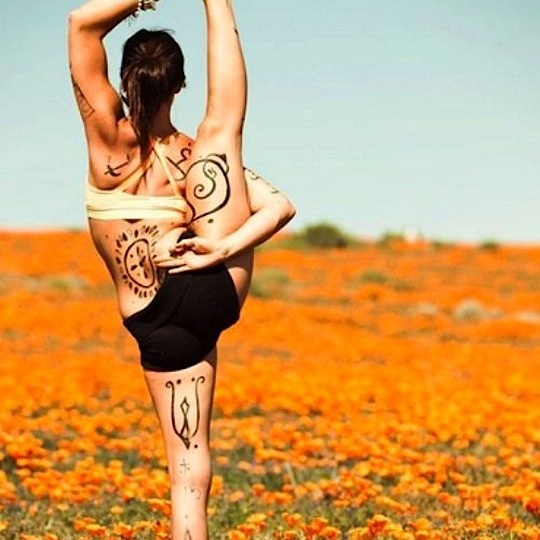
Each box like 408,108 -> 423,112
184,136 -> 250,239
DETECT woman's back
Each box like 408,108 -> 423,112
87,128 -> 193,317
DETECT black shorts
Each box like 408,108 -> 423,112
123,263 -> 240,372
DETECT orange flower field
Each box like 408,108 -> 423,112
0,230 -> 539,540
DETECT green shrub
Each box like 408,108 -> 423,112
297,222 -> 356,249
357,269 -> 389,285
250,267 -> 291,299
479,239 -> 500,251
377,231 -> 405,246
430,239 -> 455,250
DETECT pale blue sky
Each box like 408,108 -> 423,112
1,1 -> 539,242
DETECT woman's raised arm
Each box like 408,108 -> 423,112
68,0 -> 139,136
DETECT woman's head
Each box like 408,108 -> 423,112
120,29 -> 186,155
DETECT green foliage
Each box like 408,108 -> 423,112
377,231 -> 405,246
0,273 -> 89,293
479,239 -> 500,251
430,239 -> 455,250
257,233 -> 307,251
256,222 -> 359,252
357,269 -> 389,285
295,222 -> 358,249
353,269 -> 415,292
249,267 -> 291,298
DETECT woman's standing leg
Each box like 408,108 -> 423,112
142,2 -> 251,539
144,350 -> 217,540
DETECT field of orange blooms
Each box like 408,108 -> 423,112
0,230 -> 539,540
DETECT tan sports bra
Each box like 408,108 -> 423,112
86,142 -> 188,221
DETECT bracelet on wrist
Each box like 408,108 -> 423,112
132,0 -> 161,18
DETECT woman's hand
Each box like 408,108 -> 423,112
154,236 -> 229,273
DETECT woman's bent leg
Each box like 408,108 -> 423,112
186,0 -> 250,238
144,350 -> 217,540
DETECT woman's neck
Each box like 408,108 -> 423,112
150,100 -> 177,139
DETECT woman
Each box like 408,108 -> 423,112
68,1 -> 295,538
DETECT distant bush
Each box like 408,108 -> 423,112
377,231 -> 405,246
430,239 -> 455,250
296,222 -> 357,249
259,234 -> 306,251
357,269 -> 389,285
250,267 -> 291,299
354,269 -> 415,292
479,240 -> 500,251
452,298 -> 502,321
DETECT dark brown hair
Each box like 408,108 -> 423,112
120,29 -> 186,158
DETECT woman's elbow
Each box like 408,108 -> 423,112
68,9 -> 83,30
68,7 -> 95,33
278,198 -> 296,226
285,201 -> 297,222
253,194 -> 296,228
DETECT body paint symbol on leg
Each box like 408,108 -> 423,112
184,153 -> 231,222
166,376 -> 205,449
184,486 -> 202,500
179,458 -> 191,478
